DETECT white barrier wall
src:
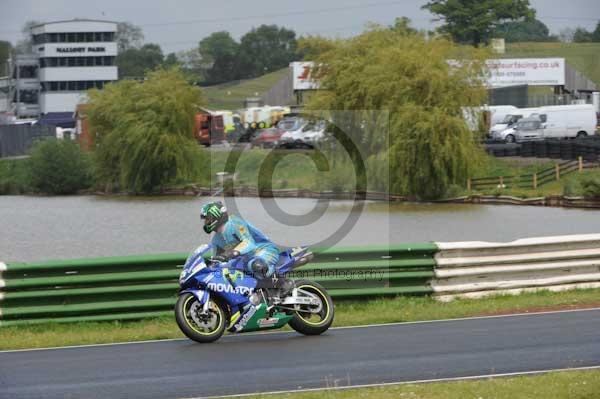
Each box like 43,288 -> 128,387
433,234 -> 600,301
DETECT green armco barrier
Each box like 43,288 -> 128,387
0,244 -> 438,326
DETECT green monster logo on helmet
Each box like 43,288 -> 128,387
201,202 -> 228,233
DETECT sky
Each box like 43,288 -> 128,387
0,0 -> 598,53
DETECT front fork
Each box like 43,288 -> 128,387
179,288 -> 210,313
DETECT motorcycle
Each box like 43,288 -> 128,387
175,244 -> 334,343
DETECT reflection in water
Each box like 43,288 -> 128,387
1,195 -> 598,262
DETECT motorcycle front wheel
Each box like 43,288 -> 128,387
175,293 -> 227,343
288,280 -> 334,335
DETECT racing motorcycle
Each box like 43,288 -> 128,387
175,244 -> 334,343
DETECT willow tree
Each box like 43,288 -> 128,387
87,67 -> 205,193
305,26 -> 488,199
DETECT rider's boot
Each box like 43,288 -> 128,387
275,277 -> 294,297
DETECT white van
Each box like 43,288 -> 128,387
487,105 -> 519,126
490,107 -> 539,142
515,104 -> 596,141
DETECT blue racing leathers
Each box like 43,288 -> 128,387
211,215 -> 279,277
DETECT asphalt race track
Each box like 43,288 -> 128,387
1,308 -> 599,399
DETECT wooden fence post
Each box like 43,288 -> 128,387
499,176 -> 504,187
467,178 -> 471,191
533,173 -> 537,189
579,156 -> 583,172
555,164 -> 560,181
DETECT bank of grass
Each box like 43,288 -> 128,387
505,42 -> 600,86
244,369 -> 600,399
200,148 -> 356,192
449,156 -> 600,199
202,68 -> 290,110
1,288 -> 599,350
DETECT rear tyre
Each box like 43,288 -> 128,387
175,293 -> 227,343
577,131 -> 588,139
288,280 -> 334,335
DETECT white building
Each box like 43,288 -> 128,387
10,19 -> 118,119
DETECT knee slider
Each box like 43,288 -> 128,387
249,258 -> 269,279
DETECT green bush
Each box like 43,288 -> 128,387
580,176 -> 600,199
28,139 -> 92,194
563,178 -> 582,197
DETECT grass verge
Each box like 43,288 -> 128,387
242,369 -> 600,399
202,68 -> 289,110
451,156 -> 600,199
1,288 -> 599,350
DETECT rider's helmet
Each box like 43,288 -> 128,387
200,201 -> 228,234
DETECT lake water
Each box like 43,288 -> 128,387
1,195 -> 599,262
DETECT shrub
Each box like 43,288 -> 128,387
0,159 -> 30,194
580,176 -> 600,199
563,178 -> 582,197
444,184 -> 465,198
28,139 -> 92,194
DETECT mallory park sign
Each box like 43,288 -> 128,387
56,46 -> 106,53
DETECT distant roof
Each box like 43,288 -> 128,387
31,19 -> 118,29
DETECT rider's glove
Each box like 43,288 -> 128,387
213,250 -> 240,262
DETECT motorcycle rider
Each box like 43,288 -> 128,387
200,201 -> 293,296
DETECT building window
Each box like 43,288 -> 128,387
32,31 -> 116,44
39,56 -> 115,67
41,80 -> 112,92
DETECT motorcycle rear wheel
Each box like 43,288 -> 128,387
288,280 -> 334,335
175,293 -> 227,343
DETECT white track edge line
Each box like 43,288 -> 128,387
190,365 -> 600,399
1,306 -> 599,354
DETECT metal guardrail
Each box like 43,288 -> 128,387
0,244 -> 437,326
4,235 -> 600,326
432,234 -> 600,301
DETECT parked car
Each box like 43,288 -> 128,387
298,120 -> 327,147
513,116 -> 544,142
490,107 -> 539,142
250,128 -> 283,148
279,118 -> 308,148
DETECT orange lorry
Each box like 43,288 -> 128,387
194,111 -> 225,146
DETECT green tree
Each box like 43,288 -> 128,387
116,21 -> 144,52
14,20 -> 43,54
163,52 -> 180,67
235,25 -> 297,79
175,48 -> 205,84
199,31 -> 239,84
0,41 -> 11,72
305,27 -> 488,199
87,67 -> 206,193
296,35 -> 337,60
573,27 -> 593,43
494,19 -> 555,42
116,43 -> 164,78
423,0 -> 535,46
593,21 -> 600,42
28,140 -> 92,195
391,17 -> 419,35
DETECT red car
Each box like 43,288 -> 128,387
250,128 -> 284,148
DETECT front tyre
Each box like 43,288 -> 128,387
175,293 -> 227,343
288,280 -> 334,335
